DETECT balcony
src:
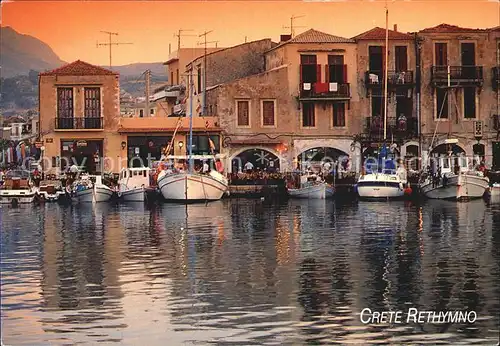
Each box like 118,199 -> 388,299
299,82 -> 350,100
362,116 -> 418,142
365,70 -> 414,88
55,117 -> 103,130
431,66 -> 483,86
493,67 -> 500,91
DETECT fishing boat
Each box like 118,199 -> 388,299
356,5 -> 408,200
0,170 -> 36,205
34,180 -> 65,202
72,175 -> 114,203
420,140 -> 489,200
117,167 -> 153,202
157,156 -> 228,201
156,67 -> 228,202
288,174 -> 334,199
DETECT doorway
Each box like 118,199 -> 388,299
461,42 -> 476,79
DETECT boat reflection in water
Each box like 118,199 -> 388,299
1,199 -> 498,344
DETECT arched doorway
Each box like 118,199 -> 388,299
430,143 -> 466,173
296,147 -> 349,172
232,148 -> 280,172
405,144 -> 419,170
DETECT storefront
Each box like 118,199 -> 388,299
59,139 -> 103,174
127,135 -> 172,167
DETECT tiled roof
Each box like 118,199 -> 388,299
40,60 -> 118,76
267,29 -> 354,53
353,27 -> 413,40
419,23 -> 488,33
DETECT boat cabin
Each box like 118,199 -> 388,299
1,170 -> 31,190
431,154 -> 470,175
119,168 -> 152,189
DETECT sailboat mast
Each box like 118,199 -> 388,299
188,68 -> 194,172
383,4 -> 389,141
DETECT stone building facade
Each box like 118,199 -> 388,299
39,60 -> 125,174
418,24 -> 500,169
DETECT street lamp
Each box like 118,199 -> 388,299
178,141 -> 184,150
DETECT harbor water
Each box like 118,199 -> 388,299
1,198 -> 499,345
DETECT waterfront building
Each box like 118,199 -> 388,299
205,30 -> 361,173
38,60 -> 124,174
417,24 -> 499,168
353,25 -> 420,169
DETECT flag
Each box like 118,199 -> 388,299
208,137 -> 216,152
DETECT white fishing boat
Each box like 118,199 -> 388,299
355,6 -> 407,200
288,174 -> 334,199
35,180 -> 65,202
0,170 -> 35,205
157,168 -> 228,201
420,143 -> 489,200
93,176 -> 114,203
155,67 -> 228,202
72,175 -> 114,203
117,167 -> 152,202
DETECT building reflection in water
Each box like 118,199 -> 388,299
1,198 -> 499,344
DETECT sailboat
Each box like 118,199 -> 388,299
356,5 -> 408,200
156,67 -> 229,201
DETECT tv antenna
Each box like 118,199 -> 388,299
283,15 -> 305,38
96,31 -> 133,70
174,29 -> 197,51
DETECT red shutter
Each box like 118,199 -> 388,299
316,64 -> 321,83
343,65 -> 348,83
325,64 -> 330,83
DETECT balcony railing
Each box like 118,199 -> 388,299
365,70 -> 414,87
363,116 -> 418,140
55,117 -> 103,130
493,67 -> 500,91
299,82 -> 350,99
431,66 -> 483,86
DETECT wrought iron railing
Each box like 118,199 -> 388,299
364,116 -> 418,139
365,70 -> 414,86
299,82 -> 350,99
431,66 -> 483,84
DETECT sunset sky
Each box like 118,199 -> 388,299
1,0 -> 498,67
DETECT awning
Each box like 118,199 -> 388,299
118,127 -> 221,134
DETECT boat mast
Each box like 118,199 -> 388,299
383,2 -> 389,141
188,67 -> 194,172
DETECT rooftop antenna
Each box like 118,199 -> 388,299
283,15 -> 305,38
174,29 -> 197,51
198,30 -> 217,116
96,31 -> 133,70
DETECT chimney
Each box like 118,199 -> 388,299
393,24 -> 398,32
280,34 -> 292,43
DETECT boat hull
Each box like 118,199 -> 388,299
420,174 -> 489,200
158,172 -> 228,201
289,183 -> 334,199
38,191 -> 65,202
357,173 -> 405,199
94,185 -> 114,203
74,189 -> 94,203
119,186 -> 145,202
0,190 -> 36,204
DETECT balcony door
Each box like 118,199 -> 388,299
395,46 -> 408,72
435,43 -> 447,66
369,46 -> 384,72
300,55 -> 318,84
461,43 -> 476,79
327,55 -> 346,84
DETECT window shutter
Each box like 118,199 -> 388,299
300,65 -> 303,84
325,64 -> 330,83
343,65 -> 348,83
316,64 -> 321,83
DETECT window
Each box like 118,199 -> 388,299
395,46 -> 408,71
463,87 -> 476,119
197,64 -> 202,93
371,96 -> 383,118
300,55 -> 318,84
302,102 -> 315,127
170,71 -> 174,85
176,69 -> 179,85
436,88 -> 449,119
150,108 -> 155,115
435,43 -> 447,65
57,88 -> 74,118
236,100 -> 250,127
327,55 -> 346,83
332,103 -> 346,127
262,100 -> 275,127
139,109 -> 144,118
84,87 -> 100,118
